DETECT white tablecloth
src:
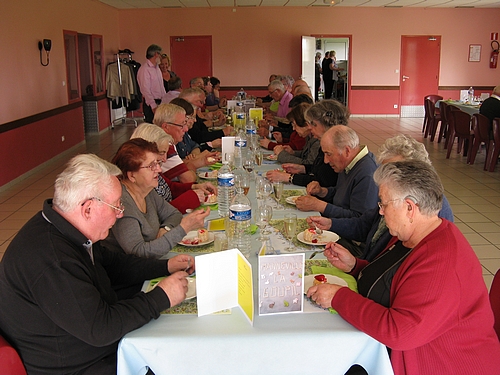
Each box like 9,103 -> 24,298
117,155 -> 394,375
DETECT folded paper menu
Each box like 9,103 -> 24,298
196,248 -> 254,325
258,253 -> 305,316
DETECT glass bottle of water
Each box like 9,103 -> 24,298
228,186 -> 252,257
217,161 -> 235,217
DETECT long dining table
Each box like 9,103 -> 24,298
436,99 -> 480,115
117,152 -> 394,375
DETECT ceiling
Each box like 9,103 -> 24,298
99,0 -> 500,8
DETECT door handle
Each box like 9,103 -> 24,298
402,75 -> 410,81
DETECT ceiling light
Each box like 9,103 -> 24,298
323,0 -> 341,4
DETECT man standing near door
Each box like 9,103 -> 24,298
137,44 -> 166,123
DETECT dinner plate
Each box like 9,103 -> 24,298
178,231 -> 215,247
285,196 -> 302,205
185,277 -> 197,300
303,274 -> 348,293
201,198 -> 218,206
197,171 -> 218,180
297,230 -> 339,246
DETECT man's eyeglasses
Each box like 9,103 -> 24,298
82,197 -> 125,214
166,121 -> 188,129
140,160 -> 163,171
377,198 -> 403,211
269,88 -> 278,95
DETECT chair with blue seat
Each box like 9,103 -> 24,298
0,334 -> 26,375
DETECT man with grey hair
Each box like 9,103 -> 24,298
153,103 -> 198,182
307,134 -> 454,258
189,76 -> 204,89
0,154 -> 194,375
296,125 -> 378,219
137,44 -> 166,123
179,88 -> 232,145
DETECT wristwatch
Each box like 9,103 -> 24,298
288,174 -> 294,184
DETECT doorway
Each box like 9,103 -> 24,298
400,36 -> 441,117
302,35 -> 351,106
170,36 -> 212,89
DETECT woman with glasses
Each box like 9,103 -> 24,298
269,103 -> 319,165
104,138 -> 210,259
307,160 -> 500,375
131,122 -> 216,214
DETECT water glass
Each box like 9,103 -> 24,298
214,233 -> 228,252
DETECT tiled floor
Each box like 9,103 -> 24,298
1,117 -> 499,290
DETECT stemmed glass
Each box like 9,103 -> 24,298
273,181 -> 284,209
283,213 -> 297,252
234,172 -> 250,195
224,153 -> 235,170
256,204 -> 273,241
259,179 -> 273,206
243,157 -> 255,180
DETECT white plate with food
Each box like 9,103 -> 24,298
197,170 -> 218,180
303,274 -> 348,293
201,194 -> 218,206
297,229 -> 339,246
285,196 -> 303,205
178,230 -> 214,247
266,154 -> 278,161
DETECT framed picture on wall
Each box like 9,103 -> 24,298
468,44 -> 481,62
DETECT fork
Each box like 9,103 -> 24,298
309,249 -> 325,259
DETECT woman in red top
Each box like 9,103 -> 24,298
307,160 -> 500,375
131,123 -> 216,213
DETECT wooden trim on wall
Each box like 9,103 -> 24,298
220,86 -> 268,91
0,94 -> 106,135
351,86 -> 399,90
438,86 -> 494,91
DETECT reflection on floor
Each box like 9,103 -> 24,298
1,117 -> 499,289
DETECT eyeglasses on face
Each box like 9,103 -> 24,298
140,160 -> 163,171
82,197 -> 125,214
377,198 -> 403,211
268,88 -> 278,95
166,121 -> 187,129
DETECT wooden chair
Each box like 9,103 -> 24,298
423,98 -> 441,140
486,118 -> 500,172
0,334 -> 26,375
444,105 -> 461,155
447,110 -> 473,162
469,113 -> 492,168
490,268 -> 500,341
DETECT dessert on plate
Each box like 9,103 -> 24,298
303,228 -> 321,243
313,274 -> 328,286
204,194 -> 217,204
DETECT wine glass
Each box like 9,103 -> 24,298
273,181 -> 284,209
260,179 -> 273,206
254,150 -> 263,166
234,172 -> 250,195
256,204 -> 272,241
224,153 -> 235,170
243,158 -> 255,180
283,213 -> 297,252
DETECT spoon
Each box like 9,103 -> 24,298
309,249 -> 325,259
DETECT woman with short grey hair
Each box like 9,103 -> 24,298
307,159 -> 500,375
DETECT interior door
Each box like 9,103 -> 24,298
301,36 -> 316,94
170,36 -> 212,88
400,36 -> 441,117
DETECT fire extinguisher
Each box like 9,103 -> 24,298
491,41 -> 499,69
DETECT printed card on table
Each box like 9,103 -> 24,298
221,136 -> 235,163
258,253 -> 305,316
196,248 -> 254,325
